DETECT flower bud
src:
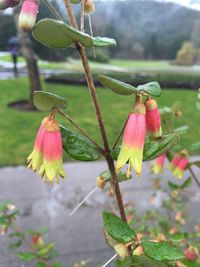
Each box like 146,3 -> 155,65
151,154 -> 166,174
184,246 -> 198,261
145,98 -> 162,138
0,0 -> 19,10
19,0 -> 38,32
84,0 -> 95,14
132,246 -> 144,256
96,176 -> 106,189
114,243 -> 128,259
32,234 -> 44,248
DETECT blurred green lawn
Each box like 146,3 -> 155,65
0,78 -> 199,166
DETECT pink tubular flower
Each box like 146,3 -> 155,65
0,0 -> 19,10
168,154 -> 189,179
151,154 -> 166,174
38,119 -> 65,184
145,98 -> 162,138
19,0 -> 38,31
27,116 -> 50,172
116,102 -> 146,177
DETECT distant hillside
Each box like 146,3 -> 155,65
1,0 -> 200,60
91,0 -> 200,59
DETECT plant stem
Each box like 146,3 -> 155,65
80,0 -> 85,32
188,166 -> 200,189
112,116 -> 129,149
64,0 -> 127,222
58,109 -> 104,153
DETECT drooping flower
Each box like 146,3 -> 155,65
38,118 -> 65,184
0,0 -> 19,10
84,0 -> 95,14
168,153 -> 189,179
27,116 -> 50,172
116,101 -> 146,177
19,0 -> 38,31
145,98 -> 162,138
151,154 -> 166,174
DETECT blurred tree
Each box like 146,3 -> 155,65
13,6 -> 42,107
176,42 -> 196,65
132,42 -> 144,60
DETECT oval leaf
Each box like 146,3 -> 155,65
181,177 -> 192,189
142,240 -> 184,261
33,19 -> 93,48
93,37 -> 117,47
60,125 -> 101,161
33,91 -> 67,112
112,134 -> 180,162
187,141 -> 200,152
103,211 -> 136,243
143,134 -> 180,161
100,170 -> 132,182
33,19 -> 73,48
137,81 -> 161,97
16,252 -> 36,261
98,75 -> 137,95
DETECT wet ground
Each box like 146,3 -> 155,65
0,160 -> 199,267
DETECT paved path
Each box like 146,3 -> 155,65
0,160 -> 199,267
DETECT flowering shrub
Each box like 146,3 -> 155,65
0,0 -> 200,266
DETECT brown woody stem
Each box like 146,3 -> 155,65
188,166 -> 200,189
64,0 -> 127,222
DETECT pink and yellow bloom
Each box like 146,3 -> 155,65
27,116 -> 50,172
28,116 -> 65,184
116,102 -> 146,177
19,0 -> 38,31
38,119 -> 65,184
151,154 -> 166,174
145,98 -> 162,138
168,154 -> 189,179
0,0 -> 19,10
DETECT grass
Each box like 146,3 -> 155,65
0,77 -> 199,167
110,59 -> 170,68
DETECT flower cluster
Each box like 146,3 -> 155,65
27,116 -> 65,184
168,152 -> 189,179
116,95 -> 162,177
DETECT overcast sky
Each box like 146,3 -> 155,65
153,0 -> 200,10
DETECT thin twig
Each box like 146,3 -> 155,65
43,0 -> 64,21
80,0 -> 85,32
112,116 -> 129,149
88,14 -> 96,58
59,109 -> 104,153
188,166 -> 200,189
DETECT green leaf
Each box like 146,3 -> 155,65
9,240 -> 22,249
33,19 -> 93,48
33,19 -> 73,48
143,134 -> 180,161
98,75 -> 137,95
52,263 -> 62,267
100,170 -> 132,183
182,260 -> 200,267
93,37 -> 117,47
103,211 -> 136,243
0,201 -> 10,212
36,262 -> 48,267
137,81 -> 161,97
37,243 -> 55,257
190,161 -> 200,168
187,141 -> 200,152
170,233 -> 185,243
33,91 -> 67,112
111,134 -> 180,162
70,0 -> 81,3
60,125 -> 101,161
39,227 -> 48,235
9,232 -> 24,238
181,177 -> 192,189
16,252 -> 36,261
174,125 -> 189,134
142,240 -> 184,261
116,256 -> 168,267
0,217 -> 7,225
168,181 -> 180,191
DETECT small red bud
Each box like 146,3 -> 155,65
84,0 -> 95,14
19,0 -> 38,32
